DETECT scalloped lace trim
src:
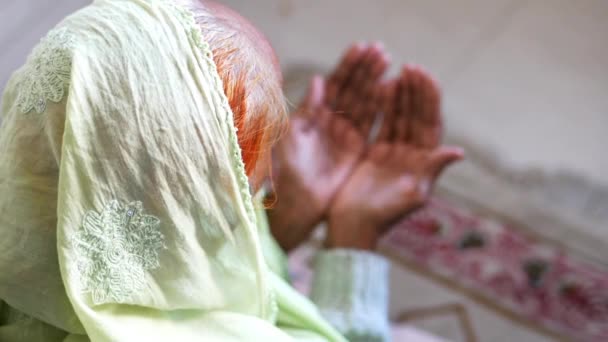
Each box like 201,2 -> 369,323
161,1 -> 256,224
162,0 -> 277,321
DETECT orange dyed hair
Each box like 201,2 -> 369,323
192,1 -> 287,181
211,46 -> 286,183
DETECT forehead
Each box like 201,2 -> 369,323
204,1 -> 281,79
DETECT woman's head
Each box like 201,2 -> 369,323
190,1 -> 287,187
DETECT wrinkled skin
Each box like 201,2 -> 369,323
269,44 -> 388,251
270,44 -> 463,252
327,66 -> 464,250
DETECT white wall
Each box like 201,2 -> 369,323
221,0 -> 608,188
1,0 -> 607,187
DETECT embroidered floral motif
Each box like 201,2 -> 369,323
71,200 -> 165,305
14,27 -> 75,114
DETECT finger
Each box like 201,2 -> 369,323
360,87 -> 382,142
425,72 -> 441,126
421,72 -> 443,147
394,66 -> 412,142
335,44 -> 375,118
351,43 -> 387,121
409,66 -> 439,147
368,45 -> 390,85
327,43 -> 366,111
349,43 -> 385,125
376,79 -> 398,142
297,75 -> 327,130
298,75 -> 324,114
426,146 -> 465,180
359,48 -> 391,135
326,44 -> 363,102
350,44 -> 380,90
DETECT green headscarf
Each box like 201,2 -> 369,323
0,0 -> 344,340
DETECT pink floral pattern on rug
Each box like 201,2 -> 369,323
382,199 -> 608,341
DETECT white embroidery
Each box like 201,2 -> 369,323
71,200 -> 165,305
14,27 -> 75,114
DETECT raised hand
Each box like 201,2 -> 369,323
326,66 -> 464,250
269,43 -> 390,251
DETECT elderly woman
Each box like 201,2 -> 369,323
0,0 -> 462,341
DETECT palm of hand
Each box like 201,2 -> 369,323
270,44 -> 389,251
334,143 -> 435,229
282,109 -> 362,212
329,66 -> 463,246
274,44 -> 388,207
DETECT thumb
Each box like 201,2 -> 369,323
298,75 -> 325,117
427,146 -> 465,179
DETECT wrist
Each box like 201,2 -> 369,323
267,190 -> 324,251
325,208 -> 379,251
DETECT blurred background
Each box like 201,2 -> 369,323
1,0 -> 607,341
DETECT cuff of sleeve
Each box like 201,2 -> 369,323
310,249 -> 390,342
